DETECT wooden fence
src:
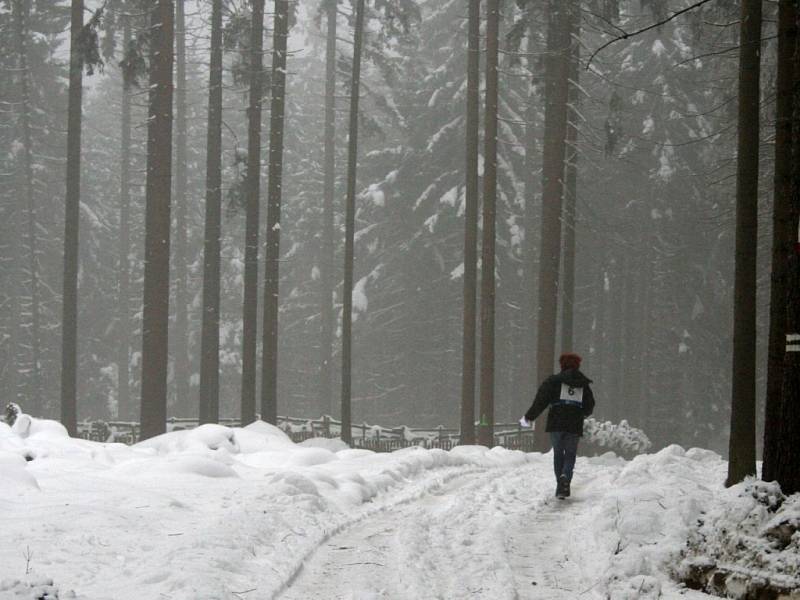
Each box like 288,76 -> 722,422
76,415 -> 538,453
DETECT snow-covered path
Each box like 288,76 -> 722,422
280,465 -> 556,600
280,457 -> 714,600
1,420 -> 724,600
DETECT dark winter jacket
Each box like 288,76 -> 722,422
524,369 -> 595,436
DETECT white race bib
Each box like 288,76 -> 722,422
559,383 -> 583,405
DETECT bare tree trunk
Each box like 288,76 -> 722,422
762,0 -> 796,482
608,260 -> 625,421
478,0 -> 500,448
118,17 -> 133,421
460,0 -> 480,445
320,0 -> 337,418
561,5 -> 580,352
241,0 -> 265,426
726,0 -> 762,487
199,0 -> 224,425
11,0 -> 41,412
771,15 -> 800,495
636,257 -> 654,427
775,251 -> 800,494
261,0 -> 290,424
534,0 -> 571,450
523,32 -> 538,415
140,0 -> 174,440
341,0 -> 366,446
173,0 -> 190,415
61,0 -> 84,435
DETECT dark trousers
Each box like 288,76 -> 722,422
550,431 -> 580,482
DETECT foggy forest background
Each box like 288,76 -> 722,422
0,0 -> 781,453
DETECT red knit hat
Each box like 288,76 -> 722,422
559,352 -> 582,371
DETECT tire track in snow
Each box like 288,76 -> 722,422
277,463 -> 555,600
266,463 -> 494,599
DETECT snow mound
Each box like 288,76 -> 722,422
299,437 -> 351,452
135,423 -> 240,455
8,413 -> 69,440
575,445 -> 725,598
0,576 -> 77,599
584,417 -> 652,455
243,419 -> 292,443
677,479 -> 800,598
0,459 -> 39,492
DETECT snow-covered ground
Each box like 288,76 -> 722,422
0,414 -> 782,599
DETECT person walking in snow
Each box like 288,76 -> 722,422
520,353 -> 595,499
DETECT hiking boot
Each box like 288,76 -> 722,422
556,475 -> 568,499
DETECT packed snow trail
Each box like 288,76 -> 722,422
281,464 -> 605,599
279,466 -> 557,600
279,459 -> 714,600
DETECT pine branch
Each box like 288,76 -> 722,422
585,0 -> 718,69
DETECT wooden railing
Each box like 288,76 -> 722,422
76,415 -> 538,452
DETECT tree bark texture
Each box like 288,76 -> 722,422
460,0 -> 480,445
320,0 -> 337,417
199,0 -> 224,425
140,0 -> 174,440
762,0 -> 797,482
173,0 -> 191,415
241,0 -> 265,426
118,17 -> 133,420
261,0 -> 290,424
523,35 -> 538,413
11,0 -> 42,412
771,11 -> 800,494
774,252 -> 800,494
561,5 -> 580,352
61,0 -> 84,435
534,0 -> 571,450
726,0 -> 761,487
341,0 -> 366,446
478,0 -> 500,448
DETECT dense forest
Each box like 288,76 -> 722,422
0,0 -> 797,486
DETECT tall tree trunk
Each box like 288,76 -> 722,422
478,0 -> 500,448
140,0 -> 174,440
341,0 -> 366,446
771,14 -> 800,495
61,0 -> 84,435
320,0 -> 337,418
636,257 -> 654,427
523,31 -> 538,415
726,0 -> 762,487
261,0 -> 290,424
173,0 -> 190,415
118,18 -> 133,420
534,0 -> 571,450
762,0 -> 797,482
11,0 -> 41,412
775,251 -> 800,494
561,6 -> 580,352
460,0 -> 480,445
607,260 -> 624,421
241,0 -> 265,426
199,0 -> 224,425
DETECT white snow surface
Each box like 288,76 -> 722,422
0,415 -> 727,599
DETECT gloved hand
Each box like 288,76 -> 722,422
519,416 -> 531,428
